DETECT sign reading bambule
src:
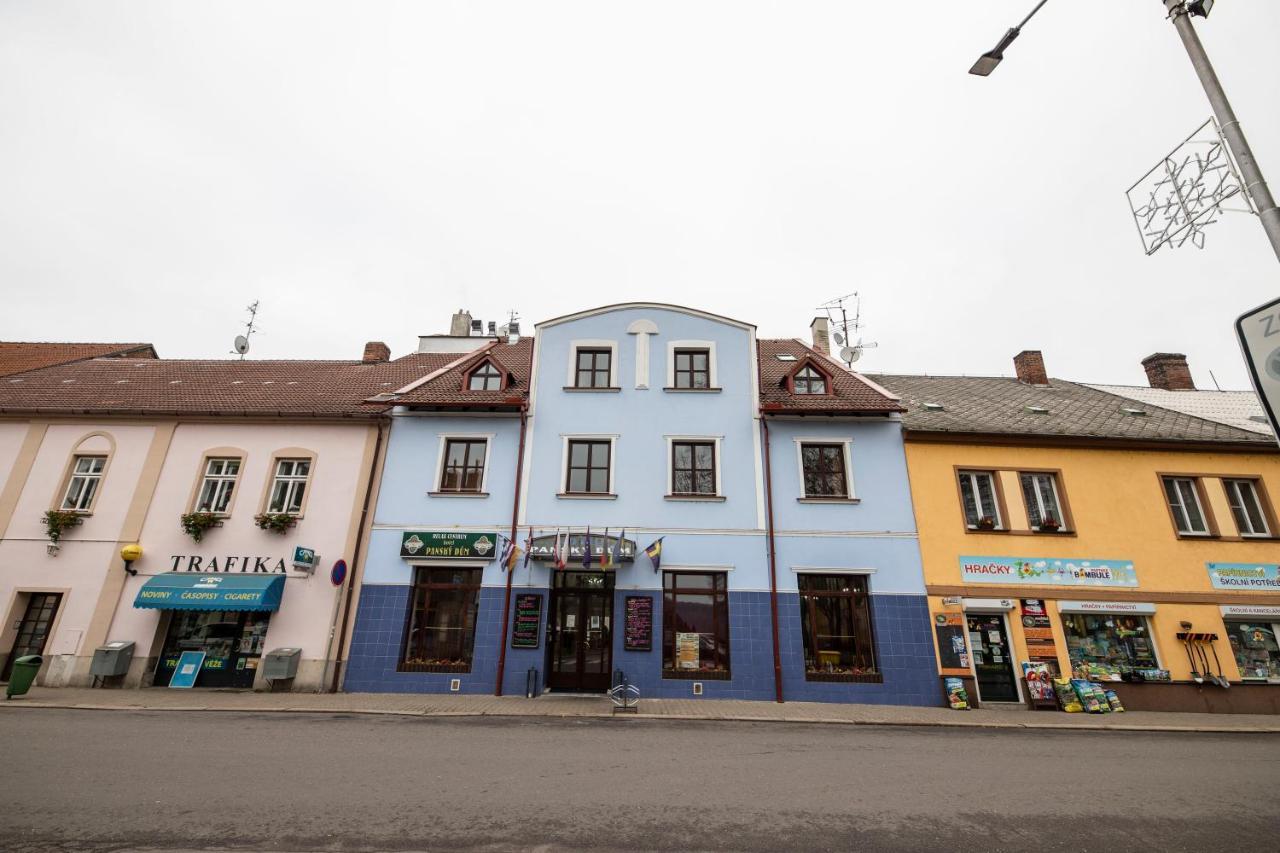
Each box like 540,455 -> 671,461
400,531 -> 497,561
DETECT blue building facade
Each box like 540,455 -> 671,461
345,304 -> 939,706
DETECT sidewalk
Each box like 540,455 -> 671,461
5,686 -> 1279,732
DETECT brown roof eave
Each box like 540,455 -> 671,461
760,406 -> 905,417
0,407 -> 388,420
900,428 -> 1279,454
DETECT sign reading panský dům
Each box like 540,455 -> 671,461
400,531 -> 497,560
959,556 -> 1138,588
1206,562 -> 1280,591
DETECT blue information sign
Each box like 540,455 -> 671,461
168,651 -> 206,689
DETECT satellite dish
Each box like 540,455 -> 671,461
841,346 -> 860,364
832,332 -> 845,346
233,335 -> 249,355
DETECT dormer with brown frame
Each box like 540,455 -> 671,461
782,355 -> 834,397
462,353 -> 516,393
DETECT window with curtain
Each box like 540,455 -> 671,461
439,439 -> 487,493
798,574 -> 879,682
958,470 -> 1001,529
400,567 -> 482,672
1020,472 -> 1066,530
1224,478 -> 1271,537
1163,476 -> 1209,535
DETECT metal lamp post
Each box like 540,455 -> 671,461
968,0 -> 1049,76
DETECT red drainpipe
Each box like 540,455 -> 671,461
494,403 -> 529,696
760,414 -> 784,703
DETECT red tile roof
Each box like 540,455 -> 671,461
0,342 -> 157,377
393,338 -> 533,409
757,339 -> 904,414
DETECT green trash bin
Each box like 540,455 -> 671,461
5,654 -> 44,699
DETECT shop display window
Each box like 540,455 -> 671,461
1062,613 -> 1159,680
662,571 -> 731,679
156,610 -> 270,688
1225,621 -> 1280,682
400,567 -> 481,673
798,574 -> 880,682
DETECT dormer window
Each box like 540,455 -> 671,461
794,365 -> 827,395
467,361 -> 503,391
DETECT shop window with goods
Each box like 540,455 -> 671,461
798,574 -> 879,682
1224,621 -> 1280,682
400,567 -> 482,672
155,610 -> 271,689
662,571 -> 730,679
1062,613 -> 1165,681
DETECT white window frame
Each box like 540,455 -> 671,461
1164,476 -> 1210,536
267,458 -> 312,516
194,457 -> 242,515
1019,471 -> 1067,530
665,340 -> 718,389
793,437 -> 856,500
958,470 -> 1002,529
565,340 -> 618,389
559,434 -> 619,497
61,455 -> 106,512
431,433 -> 494,496
1224,478 -> 1271,537
665,435 -> 724,497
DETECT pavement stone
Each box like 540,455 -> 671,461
3,686 -> 1278,733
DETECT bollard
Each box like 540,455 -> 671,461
525,667 -> 539,698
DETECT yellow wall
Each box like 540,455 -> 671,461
906,440 -> 1280,685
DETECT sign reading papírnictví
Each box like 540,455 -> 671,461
1206,562 -> 1280,590
400,531 -> 497,560
959,556 -> 1138,588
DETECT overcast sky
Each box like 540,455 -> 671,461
2,2 -> 1277,388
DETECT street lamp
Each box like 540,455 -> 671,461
968,0 -> 1051,76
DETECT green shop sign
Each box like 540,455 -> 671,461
400,531 -> 498,561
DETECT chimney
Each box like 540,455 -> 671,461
1013,350 -> 1049,386
450,310 -> 473,337
810,317 -> 831,355
1142,352 -> 1195,391
362,341 -> 391,363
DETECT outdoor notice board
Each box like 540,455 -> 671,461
511,594 -> 542,649
624,596 -> 653,651
168,650 -> 206,688
933,613 -> 970,677
400,531 -> 497,560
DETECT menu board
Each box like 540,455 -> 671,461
1021,599 -> 1060,674
511,594 -> 542,649
624,595 -> 653,651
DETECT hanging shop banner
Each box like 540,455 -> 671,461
511,594 -> 542,649
1057,600 -> 1156,615
1206,562 -> 1280,591
1220,604 -> 1280,619
400,531 -> 497,560
624,596 -> 654,651
933,613 -> 970,676
959,556 -> 1138,588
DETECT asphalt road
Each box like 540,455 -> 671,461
0,710 -> 1277,852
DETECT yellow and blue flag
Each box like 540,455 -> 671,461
644,537 -> 664,572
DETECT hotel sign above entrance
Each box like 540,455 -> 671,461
400,531 -> 497,561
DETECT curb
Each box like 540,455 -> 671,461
3,701 -> 1277,734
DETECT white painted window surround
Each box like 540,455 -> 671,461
793,436 -> 857,500
626,319 -> 659,390
665,340 -> 718,388
559,434 -> 619,496
565,339 -> 619,388
431,433 -> 495,496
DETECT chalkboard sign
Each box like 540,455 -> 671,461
624,596 -> 653,651
511,594 -> 542,649
933,613 -> 970,676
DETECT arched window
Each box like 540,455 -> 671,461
793,365 -> 827,395
468,361 -> 502,391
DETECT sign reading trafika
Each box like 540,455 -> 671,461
1236,296 -> 1280,445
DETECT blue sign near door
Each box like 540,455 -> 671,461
168,651 -> 206,688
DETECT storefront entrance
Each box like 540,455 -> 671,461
153,610 -> 271,688
1,593 -> 62,682
547,571 -> 614,692
967,613 -> 1019,702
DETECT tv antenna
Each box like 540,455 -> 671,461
231,300 -> 261,359
818,292 -> 878,367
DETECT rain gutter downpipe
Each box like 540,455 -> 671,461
760,413 -> 785,703
494,403 -> 529,696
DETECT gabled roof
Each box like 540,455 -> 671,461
866,373 -> 1274,447
393,338 -> 533,409
1085,384 -> 1273,436
537,302 -> 755,331
0,353 -> 457,418
0,342 -> 157,377
757,339 -> 904,414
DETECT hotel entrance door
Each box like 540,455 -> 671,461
547,572 -> 614,692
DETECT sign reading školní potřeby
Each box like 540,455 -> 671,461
400,531 -> 497,560
1207,562 -> 1280,591
959,556 -> 1138,588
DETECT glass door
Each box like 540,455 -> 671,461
1,593 -> 62,681
967,613 -> 1019,702
547,572 -> 614,691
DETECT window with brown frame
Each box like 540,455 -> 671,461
673,348 -> 711,389
1224,478 -> 1272,537
566,440 -> 611,494
574,348 -> 612,388
1019,471 -> 1068,532
793,365 -> 827,395
439,439 -> 487,493
467,361 -> 502,391
798,574 -> 879,682
671,441 -> 716,496
1163,476 -> 1210,536
800,443 -> 849,498
662,571 -> 730,678
957,470 -> 1001,529
399,566 -> 482,672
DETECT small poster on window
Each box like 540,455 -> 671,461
676,632 -> 700,670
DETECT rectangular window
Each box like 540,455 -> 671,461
566,440 -> 611,494
60,455 -> 106,511
662,571 -> 730,678
958,470 -> 1001,529
400,567 -> 482,672
1061,613 -> 1158,677
1020,472 -> 1066,531
195,458 -> 241,514
574,348 -> 612,388
1224,478 -> 1271,537
671,441 -> 716,496
800,443 -> 848,498
673,348 -> 711,389
439,439 -> 487,493
1225,620 -> 1280,682
798,574 -> 879,681
1163,476 -> 1209,535
267,458 -> 311,515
